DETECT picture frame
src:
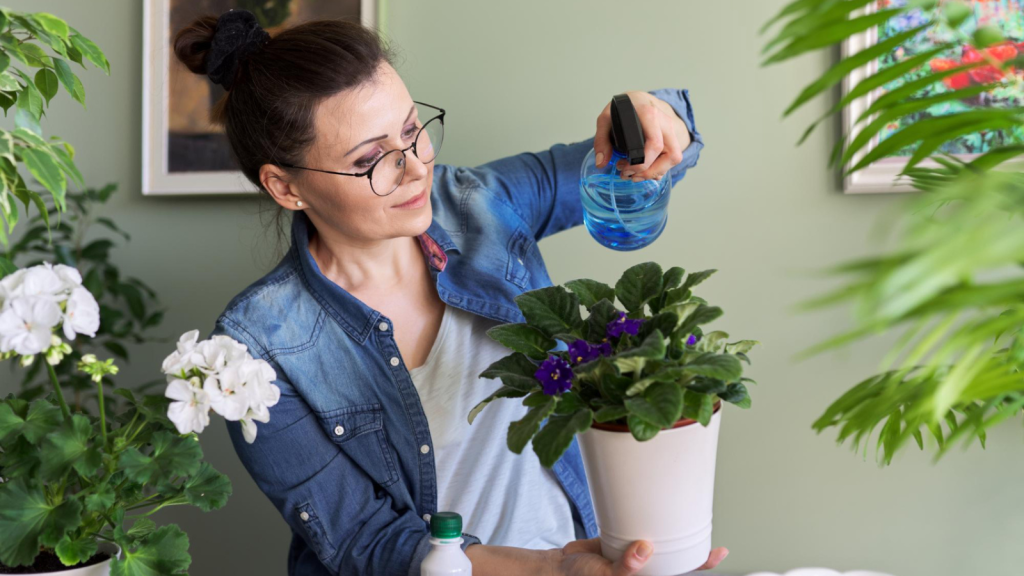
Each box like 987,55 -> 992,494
142,0 -> 380,196
840,0 -> 1024,194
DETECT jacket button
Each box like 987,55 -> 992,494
379,322 -> 388,331
390,357 -> 400,366
334,425 -> 344,436
423,513 -> 431,522
420,444 -> 430,454
517,257 -> 523,264
300,511 -> 310,521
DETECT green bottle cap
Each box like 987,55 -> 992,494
430,512 -> 462,539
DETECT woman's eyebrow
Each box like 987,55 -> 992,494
344,104 -> 417,157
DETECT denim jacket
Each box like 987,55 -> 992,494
207,88 -> 703,576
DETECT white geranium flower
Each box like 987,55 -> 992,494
0,296 -> 62,355
240,406 -> 271,444
53,264 -> 83,293
195,335 -> 249,375
203,365 -> 251,421
161,330 -> 203,376
165,378 -> 212,435
0,268 -> 27,311
16,264 -> 63,299
62,286 -> 100,340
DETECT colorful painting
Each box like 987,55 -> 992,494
876,0 -> 1024,156
143,0 -> 378,195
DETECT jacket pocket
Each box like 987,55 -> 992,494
314,403 -> 400,488
506,227 -> 533,289
294,501 -> 337,564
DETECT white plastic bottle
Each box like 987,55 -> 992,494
421,512 -> 472,576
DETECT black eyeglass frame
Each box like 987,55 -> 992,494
278,101 -> 446,197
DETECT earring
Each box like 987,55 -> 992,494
296,200 -> 303,207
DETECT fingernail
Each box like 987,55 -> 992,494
623,171 -> 634,178
636,543 -> 653,560
596,152 -> 604,167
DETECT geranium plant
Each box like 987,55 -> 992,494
469,261 -> 758,468
0,262 -> 279,574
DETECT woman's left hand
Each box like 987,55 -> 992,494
555,538 -> 728,575
593,91 -> 692,183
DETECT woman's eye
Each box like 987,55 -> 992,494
403,126 -> 418,139
355,153 -> 381,169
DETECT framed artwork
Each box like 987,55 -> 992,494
142,0 -> 380,196
841,0 -> 1024,193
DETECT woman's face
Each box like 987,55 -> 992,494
286,62 -> 435,243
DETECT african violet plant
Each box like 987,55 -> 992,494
0,262 -> 279,574
469,262 -> 759,468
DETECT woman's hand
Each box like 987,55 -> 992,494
593,90 -> 693,183
551,538 -> 728,576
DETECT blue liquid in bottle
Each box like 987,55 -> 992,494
579,148 -> 671,251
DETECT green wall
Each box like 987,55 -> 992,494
3,1 -> 1022,575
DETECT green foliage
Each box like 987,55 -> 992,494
0,8 -> 108,250
764,1 -> 1024,464
471,262 -> 759,468
2,183 -> 168,406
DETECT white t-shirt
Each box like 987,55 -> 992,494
408,303 -> 577,550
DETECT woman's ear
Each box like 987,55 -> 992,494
261,164 -> 304,210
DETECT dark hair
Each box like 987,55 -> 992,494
172,14 -> 398,253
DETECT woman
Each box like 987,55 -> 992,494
176,9 -> 724,576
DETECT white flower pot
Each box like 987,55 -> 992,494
578,403 -> 722,576
31,542 -> 121,576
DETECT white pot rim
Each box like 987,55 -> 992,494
589,400 -> 723,434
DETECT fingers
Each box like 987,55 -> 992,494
616,105 -> 680,182
594,103 -> 613,169
562,537 -> 602,556
695,547 -> 730,571
611,540 -> 653,576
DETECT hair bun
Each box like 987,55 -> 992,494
207,8 -> 270,90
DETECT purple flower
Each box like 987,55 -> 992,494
686,334 -> 698,346
568,339 -> 614,365
606,311 -> 645,339
535,355 -> 574,396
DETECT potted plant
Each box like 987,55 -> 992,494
0,262 -> 280,575
469,261 -> 758,576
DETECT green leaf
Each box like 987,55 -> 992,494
0,399 -> 62,444
55,534 -> 98,566
514,286 -> 583,339
69,31 -> 109,75
507,396 -> 556,454
84,484 -> 115,512
33,13 -> 70,40
52,58 -> 85,106
764,9 -> 903,65
662,266 -> 685,291
183,462 -> 232,512
479,352 -> 541,392
625,382 -> 684,428
125,518 -> 156,544
40,414 -> 102,481
82,238 -> 115,261
486,323 -> 556,361
943,1 -> 972,28
118,430 -> 203,484
616,329 -> 667,360
110,525 -> 191,576
565,278 -> 616,309
0,255 -> 16,278
676,304 -> 723,337
972,25 -> 1004,49
33,68 -> 58,104
615,262 -> 663,314
585,298 -> 618,343
594,405 -> 629,423
685,353 -> 743,381
683,390 -> 715,426
18,43 -> 52,68
0,478 -> 83,567
21,147 -> 66,208
725,340 -> 759,355
533,408 -> 593,468
719,382 -> 751,409
627,414 -> 660,441
681,269 -> 716,292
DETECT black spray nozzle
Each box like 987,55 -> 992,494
609,94 -> 645,166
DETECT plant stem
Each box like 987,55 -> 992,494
96,377 -> 108,447
46,361 -> 71,420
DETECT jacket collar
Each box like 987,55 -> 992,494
290,210 -> 460,343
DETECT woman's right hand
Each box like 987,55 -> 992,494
551,538 -> 729,576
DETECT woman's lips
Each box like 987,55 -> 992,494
393,189 -> 427,209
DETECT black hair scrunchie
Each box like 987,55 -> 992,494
207,8 -> 270,91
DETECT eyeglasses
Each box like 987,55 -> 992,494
279,101 -> 445,197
